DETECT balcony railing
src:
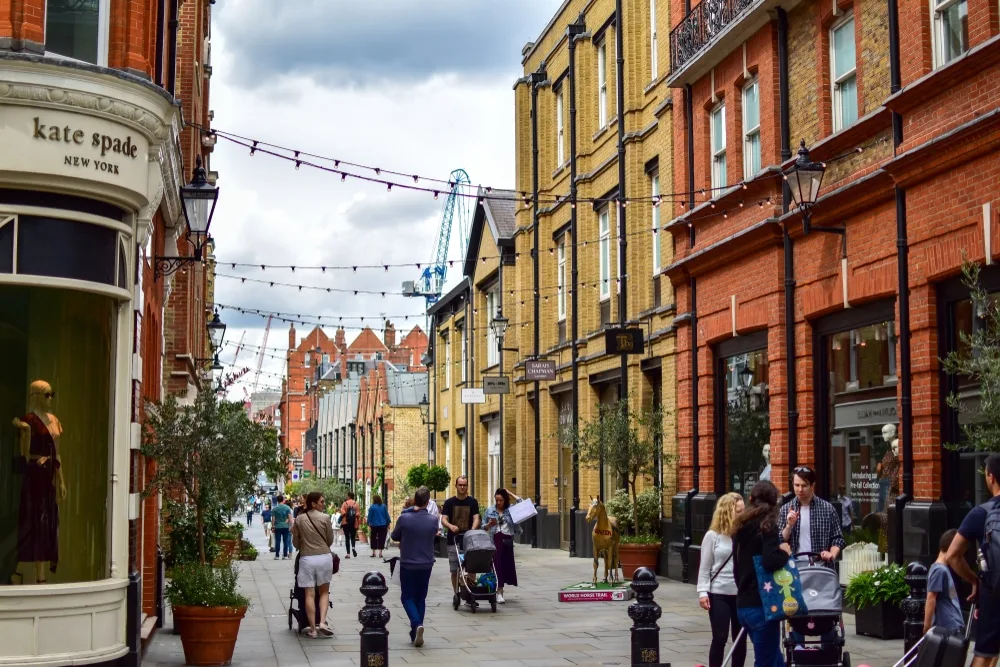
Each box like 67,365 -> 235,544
669,0 -> 755,76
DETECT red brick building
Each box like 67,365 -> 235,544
663,0 -> 1000,579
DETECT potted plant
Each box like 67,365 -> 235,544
143,390 -> 286,666
570,400 -> 667,577
237,540 -> 258,562
217,523 -> 244,563
844,562 -> 908,639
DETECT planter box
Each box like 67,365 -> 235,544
619,543 -> 661,579
854,601 -> 904,640
173,605 -> 246,666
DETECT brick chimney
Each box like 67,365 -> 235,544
384,320 -> 396,348
288,323 -> 296,349
335,327 -> 346,350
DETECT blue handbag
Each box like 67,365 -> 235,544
753,556 -> 809,622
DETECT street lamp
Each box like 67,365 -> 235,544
155,155 -> 220,279
490,309 -> 510,347
419,394 -> 431,425
207,309 -> 226,354
783,140 -> 826,235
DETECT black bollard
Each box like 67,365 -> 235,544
901,561 -> 928,652
628,567 -> 668,667
359,571 -> 390,667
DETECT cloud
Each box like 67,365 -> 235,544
214,0 -> 564,88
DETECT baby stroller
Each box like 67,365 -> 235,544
453,529 -> 498,613
287,553 -> 332,633
782,553 -> 851,667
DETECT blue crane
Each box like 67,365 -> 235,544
402,168 -> 472,307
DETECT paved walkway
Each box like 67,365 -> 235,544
145,519 -> 912,667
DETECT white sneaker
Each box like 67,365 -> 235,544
497,593 -> 505,604
414,626 -> 424,648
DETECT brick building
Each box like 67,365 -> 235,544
0,0 -> 218,663
664,0 -> 1000,580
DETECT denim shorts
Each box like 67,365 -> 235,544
975,593 -> 1000,658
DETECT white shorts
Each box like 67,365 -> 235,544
297,554 -> 333,588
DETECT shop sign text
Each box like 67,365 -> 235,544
32,116 -> 140,177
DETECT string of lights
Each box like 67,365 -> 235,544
212,302 -> 426,323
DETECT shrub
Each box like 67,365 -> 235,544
844,563 -> 908,610
166,562 -> 250,609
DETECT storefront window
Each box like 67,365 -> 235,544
824,320 -> 898,526
45,0 -> 104,64
721,349 -> 770,497
0,285 -> 116,585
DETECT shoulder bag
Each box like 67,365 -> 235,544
709,552 -> 733,585
305,511 -> 340,575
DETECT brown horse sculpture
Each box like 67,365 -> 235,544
586,496 -> 620,585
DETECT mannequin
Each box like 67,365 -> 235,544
760,443 -> 772,481
876,423 -> 900,510
11,380 -> 66,583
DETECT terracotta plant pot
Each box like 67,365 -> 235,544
216,539 -> 238,564
618,543 -> 661,579
173,605 -> 247,666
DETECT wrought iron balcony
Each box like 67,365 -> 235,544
669,0 -> 756,76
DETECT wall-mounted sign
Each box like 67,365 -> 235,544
605,328 -> 645,355
461,387 -> 486,404
524,359 -> 557,381
0,106 -> 149,197
483,376 -> 511,395
302,470 -> 312,479
834,397 -> 898,430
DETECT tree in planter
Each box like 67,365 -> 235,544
142,389 -> 282,564
406,463 -> 450,495
569,399 -> 667,541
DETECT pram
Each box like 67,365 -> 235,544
287,553 -> 333,633
452,529 -> 498,613
781,553 -> 851,667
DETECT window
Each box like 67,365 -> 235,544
486,287 -> 499,366
557,237 -> 567,321
599,208 -> 611,301
444,434 -> 451,472
556,87 -> 566,166
460,328 -> 467,383
0,285 -> 115,584
304,352 -> 310,368
742,79 -> 761,179
719,347 -> 770,497
831,15 -> 858,132
711,104 -> 727,189
598,40 -> 608,128
649,0 -> 659,81
300,403 -> 306,420
45,0 -> 110,65
444,333 -> 451,389
651,174 -> 662,275
932,0 -> 968,67
461,432 -> 469,477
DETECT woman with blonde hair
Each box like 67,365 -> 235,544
697,492 -> 746,667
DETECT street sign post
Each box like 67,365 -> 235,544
461,387 -> 486,404
483,376 -> 511,395
605,328 -> 645,355
525,359 -> 557,381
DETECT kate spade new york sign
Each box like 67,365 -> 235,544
32,116 -> 140,175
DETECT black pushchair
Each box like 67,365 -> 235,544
287,553 -> 332,633
782,553 -> 851,667
453,529 -> 498,613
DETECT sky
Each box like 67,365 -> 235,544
207,0 -> 564,399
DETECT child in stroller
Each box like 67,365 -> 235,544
453,529 -> 499,613
783,553 -> 851,667
287,553 -> 333,634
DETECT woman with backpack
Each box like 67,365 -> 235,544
698,492 -> 746,667
339,492 -> 360,559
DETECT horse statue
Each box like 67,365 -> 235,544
586,496 -> 620,585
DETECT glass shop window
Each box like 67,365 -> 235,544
0,285 -> 116,585
721,349 -> 770,497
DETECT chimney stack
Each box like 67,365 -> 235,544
288,323 -> 297,349
384,320 -> 396,348
335,327 -> 346,350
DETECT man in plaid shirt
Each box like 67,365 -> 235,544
779,466 -> 846,562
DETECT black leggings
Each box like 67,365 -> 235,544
708,593 -> 746,667
343,526 -> 357,555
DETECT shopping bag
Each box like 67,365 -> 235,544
509,498 -> 538,524
753,555 -> 809,622
385,556 -> 400,587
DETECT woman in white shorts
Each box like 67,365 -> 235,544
291,491 -> 335,638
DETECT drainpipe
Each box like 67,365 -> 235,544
567,15 -> 586,558
888,0 -> 912,564
686,85 -> 696,247
615,0 -> 629,409
155,0 -> 166,86
681,83 -> 699,584
778,8 -> 798,483
530,65 -> 547,546
167,0 -> 179,97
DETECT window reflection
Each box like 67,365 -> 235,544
722,349 -> 769,497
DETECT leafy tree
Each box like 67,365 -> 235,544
142,390 -> 282,564
942,260 -> 1000,456
425,465 -> 451,493
406,463 -> 430,488
568,399 -> 667,536
284,478 -> 350,509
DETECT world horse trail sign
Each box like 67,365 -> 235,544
558,581 -> 634,602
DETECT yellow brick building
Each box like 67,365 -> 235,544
428,0 -> 679,560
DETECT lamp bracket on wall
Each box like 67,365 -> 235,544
154,256 -> 202,280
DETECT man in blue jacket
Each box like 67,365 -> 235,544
391,486 -> 439,647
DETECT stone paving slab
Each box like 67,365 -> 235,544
143,518 -> 927,667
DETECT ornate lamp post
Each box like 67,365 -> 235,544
783,140 -> 826,235
155,155 -> 220,279
490,308 -> 509,489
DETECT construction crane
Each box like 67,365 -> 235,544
231,331 -> 247,365
401,168 -> 472,307
252,315 -> 272,393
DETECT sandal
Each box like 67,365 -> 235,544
304,629 -> 318,639
318,624 -> 334,637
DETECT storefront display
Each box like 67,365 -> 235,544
715,336 -> 770,497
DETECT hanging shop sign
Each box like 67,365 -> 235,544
524,359 -> 557,381
461,387 -> 486,404
483,376 -> 511,395
605,328 -> 645,355
0,106 -> 149,195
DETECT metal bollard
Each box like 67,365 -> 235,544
359,572 -> 390,667
901,561 -> 928,653
628,567 -> 668,667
